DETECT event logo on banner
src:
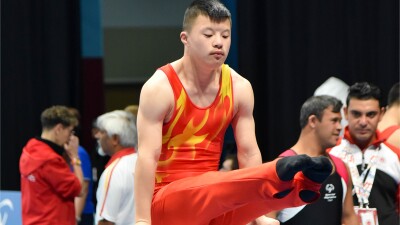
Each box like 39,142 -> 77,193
0,191 -> 22,225
0,199 -> 13,225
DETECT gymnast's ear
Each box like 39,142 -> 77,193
180,31 -> 188,45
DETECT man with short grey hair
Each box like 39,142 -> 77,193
94,110 -> 137,225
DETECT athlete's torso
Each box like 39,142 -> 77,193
278,150 -> 346,225
155,64 -> 234,190
281,172 -> 344,225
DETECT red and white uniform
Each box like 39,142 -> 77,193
95,148 -> 137,225
329,127 -> 400,225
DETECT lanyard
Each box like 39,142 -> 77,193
339,143 -> 380,208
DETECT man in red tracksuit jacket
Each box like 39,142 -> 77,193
20,105 -> 83,225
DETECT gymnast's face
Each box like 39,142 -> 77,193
181,15 -> 231,68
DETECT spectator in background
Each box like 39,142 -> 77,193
329,82 -> 400,225
125,104 -> 139,149
124,104 -> 139,120
378,82 -> 400,149
20,105 -> 83,225
219,153 -> 239,172
68,107 -> 95,225
219,142 -> 239,172
94,110 -> 137,225
267,95 -> 358,225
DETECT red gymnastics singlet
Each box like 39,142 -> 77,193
155,64 -> 233,191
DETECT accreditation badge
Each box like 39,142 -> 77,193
354,206 -> 379,225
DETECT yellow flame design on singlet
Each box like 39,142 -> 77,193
155,64 -> 233,188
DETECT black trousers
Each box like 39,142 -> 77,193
78,213 -> 94,225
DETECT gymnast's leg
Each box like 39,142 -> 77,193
151,155 -> 332,225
